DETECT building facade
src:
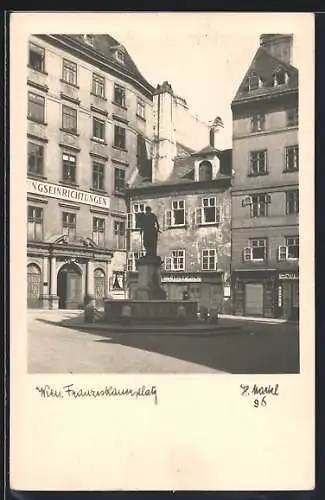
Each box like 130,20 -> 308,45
231,34 -> 299,319
26,34 -> 154,308
126,82 -> 232,313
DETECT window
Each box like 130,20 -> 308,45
202,249 -> 217,271
165,250 -> 185,271
127,203 -> 145,230
249,150 -> 267,175
92,73 -> 105,98
165,200 -> 185,228
287,108 -> 298,127
28,142 -> 44,176
62,105 -> 77,134
115,50 -> 125,64
285,145 -> 299,172
27,206 -> 43,240
278,237 -> 299,261
112,271 -> 124,290
114,84 -> 126,107
251,114 -> 265,132
273,68 -> 288,86
137,98 -> 145,119
286,190 -> 299,214
247,73 -> 262,91
243,239 -> 267,262
62,59 -> 77,86
114,125 -> 126,149
62,212 -> 76,240
83,34 -> 94,46
92,161 -> 104,190
93,117 -> 105,141
198,161 -> 213,181
127,250 -> 145,271
93,217 -> 105,247
250,193 -> 270,218
29,42 -> 45,72
195,197 -> 221,225
28,92 -> 45,123
62,153 -> 76,183
113,220 -> 126,249
114,168 -> 125,192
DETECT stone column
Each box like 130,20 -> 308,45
86,260 -> 95,306
40,256 -> 50,309
49,255 -> 59,309
105,260 -> 111,297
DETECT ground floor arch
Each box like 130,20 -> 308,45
27,263 -> 41,308
57,263 -> 83,309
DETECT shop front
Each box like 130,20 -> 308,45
232,270 -> 277,317
276,271 -> 299,320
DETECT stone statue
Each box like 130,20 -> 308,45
140,206 -> 160,256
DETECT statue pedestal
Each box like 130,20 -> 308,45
134,255 -> 167,300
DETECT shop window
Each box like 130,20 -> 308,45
285,145 -> 299,172
62,59 -> 77,86
165,250 -> 185,271
198,161 -> 212,181
92,73 -> 105,98
286,190 -> 299,214
114,125 -> 126,149
62,105 -> 77,134
114,167 -> 126,192
202,249 -> 217,271
92,161 -> 104,190
92,117 -> 105,142
278,237 -> 299,261
127,251 -> 145,271
113,220 -> 126,249
113,84 -> 126,107
28,142 -> 44,176
127,203 -> 145,230
243,239 -> 267,262
195,196 -> 221,225
251,113 -> 265,132
27,206 -> 43,241
137,98 -> 145,119
92,217 -> 105,247
62,212 -> 76,240
286,108 -> 298,127
249,150 -> 267,175
29,42 -> 45,72
28,92 -> 45,123
165,200 -> 185,228
62,153 -> 76,183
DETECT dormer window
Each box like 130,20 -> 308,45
83,34 -> 94,46
273,68 -> 288,86
247,73 -> 262,91
198,161 -> 213,182
115,50 -> 125,64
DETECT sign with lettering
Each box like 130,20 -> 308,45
278,272 -> 299,281
161,275 -> 202,283
27,179 -> 110,209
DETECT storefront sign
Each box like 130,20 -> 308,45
161,275 -> 202,283
27,179 -> 110,209
278,272 -> 299,281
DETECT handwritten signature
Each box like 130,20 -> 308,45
240,383 -> 279,408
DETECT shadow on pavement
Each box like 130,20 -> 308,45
35,315 -> 300,374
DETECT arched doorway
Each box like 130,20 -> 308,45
94,268 -> 105,307
27,263 -> 41,308
57,263 -> 82,309
199,161 -> 212,181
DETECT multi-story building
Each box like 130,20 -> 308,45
126,82 -> 232,313
26,34 -> 154,308
231,34 -> 299,319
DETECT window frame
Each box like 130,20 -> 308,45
113,219 -> 126,249
286,236 -> 299,260
62,58 -> 78,86
92,161 -> 105,191
136,98 -> 145,119
286,108 -> 299,127
244,238 -> 267,262
28,42 -> 45,72
62,105 -> 78,134
202,249 -> 218,271
62,152 -> 77,184
113,83 -> 126,107
92,73 -> 105,98
62,212 -> 77,239
92,116 -> 105,142
114,167 -> 126,192
114,125 -> 126,150
250,193 -> 269,218
127,250 -> 145,271
251,113 -> 265,133
28,141 -> 44,176
284,145 -> 299,172
165,200 -> 186,228
286,190 -> 299,215
92,217 -> 105,247
165,249 -> 185,271
27,92 -> 45,124
249,149 -> 267,176
127,203 -> 146,230
27,205 -> 43,241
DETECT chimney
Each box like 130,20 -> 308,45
260,34 -> 293,65
209,128 -> 215,148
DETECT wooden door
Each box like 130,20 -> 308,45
245,283 -> 264,316
65,272 -> 82,309
27,264 -> 41,308
94,268 -> 105,307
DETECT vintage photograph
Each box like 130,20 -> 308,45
26,29 -> 300,375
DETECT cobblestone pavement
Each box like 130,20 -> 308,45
27,311 -> 300,374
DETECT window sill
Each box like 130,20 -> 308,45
136,114 -> 146,122
112,146 -> 128,153
248,172 -> 268,177
60,79 -> 79,89
250,259 -> 266,263
166,224 -> 187,229
197,221 -> 220,227
27,117 -> 47,126
90,92 -> 107,101
28,65 -> 48,75
286,257 -> 299,261
90,188 -> 108,195
112,101 -> 128,111
59,181 -> 79,188
91,137 -> 107,145
113,190 -> 126,197
60,128 -> 80,137
283,169 -> 299,173
28,173 -> 47,181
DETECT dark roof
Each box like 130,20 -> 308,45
191,144 -> 221,157
233,46 -> 298,103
